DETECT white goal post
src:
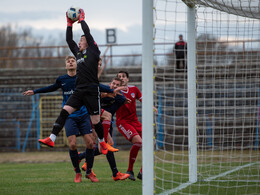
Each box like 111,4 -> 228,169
142,0 -> 260,194
142,0 -> 154,194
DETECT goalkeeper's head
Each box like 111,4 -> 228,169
79,35 -> 88,51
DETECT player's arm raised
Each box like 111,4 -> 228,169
66,12 -> 78,57
78,9 -> 100,55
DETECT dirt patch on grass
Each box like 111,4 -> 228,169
0,152 -> 70,163
0,150 -> 134,163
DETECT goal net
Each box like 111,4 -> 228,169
153,0 -> 260,194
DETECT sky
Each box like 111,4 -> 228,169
0,0 -> 142,45
1,0 -> 259,65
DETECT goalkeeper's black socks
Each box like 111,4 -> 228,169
93,121 -> 104,139
52,109 -> 70,136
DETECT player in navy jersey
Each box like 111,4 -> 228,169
23,56 -> 97,183
80,77 -> 131,181
39,8 -> 109,169
101,77 -> 131,181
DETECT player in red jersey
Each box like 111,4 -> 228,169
116,70 -> 157,181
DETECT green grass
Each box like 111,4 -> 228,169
154,161 -> 260,195
1,151 -> 259,195
0,152 -> 142,195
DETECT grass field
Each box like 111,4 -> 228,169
1,151 -> 259,195
0,151 -> 142,195
154,150 -> 260,195
154,161 -> 260,195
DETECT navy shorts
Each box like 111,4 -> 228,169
65,114 -> 92,137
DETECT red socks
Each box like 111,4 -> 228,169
127,142 -> 142,172
102,120 -> 111,142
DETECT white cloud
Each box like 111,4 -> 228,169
0,0 -> 142,45
0,0 -> 141,31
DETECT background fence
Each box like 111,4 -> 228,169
0,41 -> 259,152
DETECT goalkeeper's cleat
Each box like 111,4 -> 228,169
106,143 -> 119,152
137,172 -> 142,180
126,171 -> 136,181
74,173 -> 82,183
81,162 -> 96,177
85,172 -> 99,182
99,141 -> 108,155
38,137 -> 54,148
113,172 -> 130,181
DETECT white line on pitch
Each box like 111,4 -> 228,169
157,162 -> 259,195
213,180 -> 260,183
204,162 -> 258,182
158,181 -> 195,195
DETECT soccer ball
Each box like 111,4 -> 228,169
67,6 -> 80,22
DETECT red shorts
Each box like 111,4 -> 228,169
116,119 -> 142,141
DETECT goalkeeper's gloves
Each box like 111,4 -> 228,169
66,12 -> 75,27
78,9 -> 85,23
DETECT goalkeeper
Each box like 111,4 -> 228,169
23,56 -> 97,183
40,8 -> 109,156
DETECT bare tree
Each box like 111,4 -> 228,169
0,25 -> 70,69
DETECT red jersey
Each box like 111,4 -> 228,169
116,85 -> 142,122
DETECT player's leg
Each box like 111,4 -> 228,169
106,133 -> 119,152
68,135 -> 82,183
117,121 -> 140,181
107,132 -> 114,146
65,117 -> 82,183
107,121 -> 119,152
134,124 -> 143,180
137,167 -> 142,180
100,109 -> 111,142
38,92 -> 81,147
78,114 -> 98,182
103,122 -> 128,180
81,132 -> 117,164
90,115 -> 108,155
127,135 -> 142,180
84,87 -> 108,155
106,151 -> 130,181
100,110 -> 118,152
83,133 -> 98,182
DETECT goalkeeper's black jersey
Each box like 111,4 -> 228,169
66,21 -> 101,89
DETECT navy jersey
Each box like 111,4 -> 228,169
101,91 -> 126,117
33,74 -> 88,118
66,20 -> 101,89
99,83 -> 114,96
101,91 -> 126,136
